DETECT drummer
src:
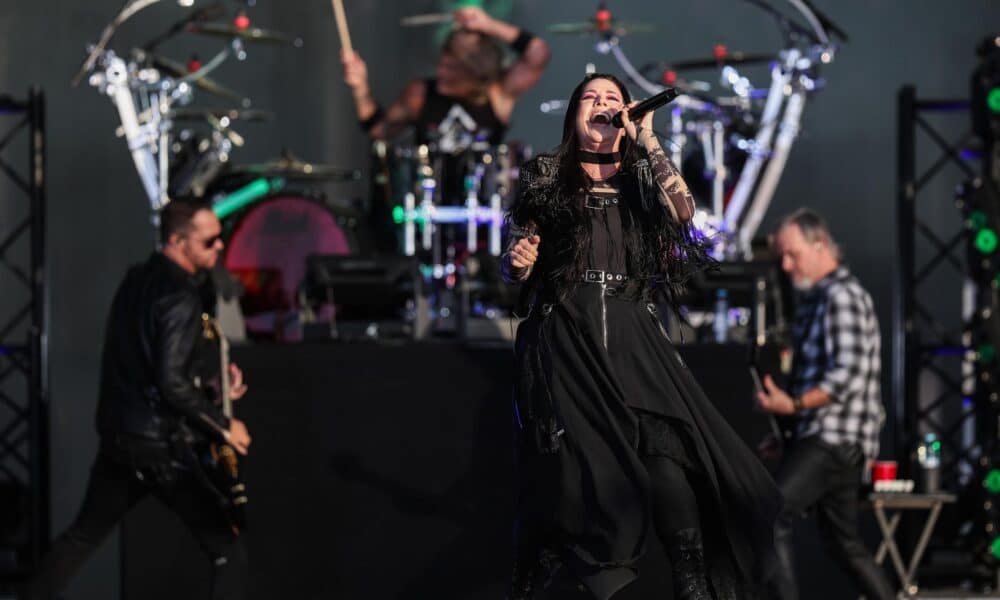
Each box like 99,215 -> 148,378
341,5 -> 550,145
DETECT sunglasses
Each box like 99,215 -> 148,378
195,234 -> 222,249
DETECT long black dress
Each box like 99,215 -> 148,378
510,160 -> 780,599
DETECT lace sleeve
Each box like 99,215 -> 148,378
501,221 -> 536,283
637,129 -> 695,222
503,155 -> 554,283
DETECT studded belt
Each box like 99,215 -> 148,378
583,269 -> 628,284
584,195 -> 620,210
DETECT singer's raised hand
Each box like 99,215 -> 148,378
619,101 -> 656,143
616,100 -> 695,222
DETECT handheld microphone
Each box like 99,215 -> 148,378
610,87 -> 680,128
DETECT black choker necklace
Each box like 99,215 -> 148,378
579,150 -> 621,164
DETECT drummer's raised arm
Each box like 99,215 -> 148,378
341,49 -> 425,140
452,7 -> 550,99
500,31 -> 550,98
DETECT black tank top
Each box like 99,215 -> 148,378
584,176 -> 628,276
414,78 -> 508,146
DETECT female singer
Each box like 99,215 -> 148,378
503,74 -> 780,600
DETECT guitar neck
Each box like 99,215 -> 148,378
214,319 -> 233,419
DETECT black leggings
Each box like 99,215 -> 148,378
642,454 -> 702,541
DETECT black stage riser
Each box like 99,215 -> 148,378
122,342 -> 870,599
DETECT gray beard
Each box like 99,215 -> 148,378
793,278 -> 814,292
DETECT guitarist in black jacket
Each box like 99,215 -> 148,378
23,198 -> 251,600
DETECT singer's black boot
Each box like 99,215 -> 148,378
667,528 -> 713,600
508,554 -> 535,600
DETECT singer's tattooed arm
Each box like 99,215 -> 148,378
636,127 -> 695,222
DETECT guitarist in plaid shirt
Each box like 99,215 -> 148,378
756,209 -> 893,600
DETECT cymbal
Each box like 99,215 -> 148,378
228,157 -> 361,183
547,20 -> 656,36
669,52 -> 775,71
186,22 -> 303,47
146,52 -> 249,106
170,108 -> 273,123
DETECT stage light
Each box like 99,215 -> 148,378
971,210 -> 989,231
986,469 -> 1000,494
991,536 -> 1000,559
979,343 -> 997,364
392,205 -> 433,225
976,228 -> 999,254
988,87 -> 1000,114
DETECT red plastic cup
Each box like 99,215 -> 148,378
871,461 -> 898,482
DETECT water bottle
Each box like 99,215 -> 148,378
916,433 -> 941,493
713,288 -> 729,343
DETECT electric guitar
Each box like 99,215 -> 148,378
204,314 -> 248,534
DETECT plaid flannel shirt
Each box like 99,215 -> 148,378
789,266 -> 885,459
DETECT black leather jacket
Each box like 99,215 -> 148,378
96,253 -> 229,454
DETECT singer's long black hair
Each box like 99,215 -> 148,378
509,73 -> 712,304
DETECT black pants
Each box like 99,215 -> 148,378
643,454 -> 702,541
24,452 -> 248,600
769,437 -> 894,600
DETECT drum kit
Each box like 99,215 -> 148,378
74,0 -> 365,337
76,0 -> 844,340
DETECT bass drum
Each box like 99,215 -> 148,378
223,194 -> 356,337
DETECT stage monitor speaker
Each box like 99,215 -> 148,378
302,255 -> 427,339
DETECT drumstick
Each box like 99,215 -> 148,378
331,0 -> 353,54
400,13 -> 452,27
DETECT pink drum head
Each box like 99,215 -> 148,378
224,195 -> 351,319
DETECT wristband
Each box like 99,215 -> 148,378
510,30 -> 534,54
360,105 -> 385,133
792,396 -> 805,413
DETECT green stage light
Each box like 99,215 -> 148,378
971,210 -> 989,231
976,228 -> 999,254
392,205 -> 427,225
979,343 -> 997,364
986,469 -> 1000,495
988,87 -> 1000,114
992,536 -> 1000,560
